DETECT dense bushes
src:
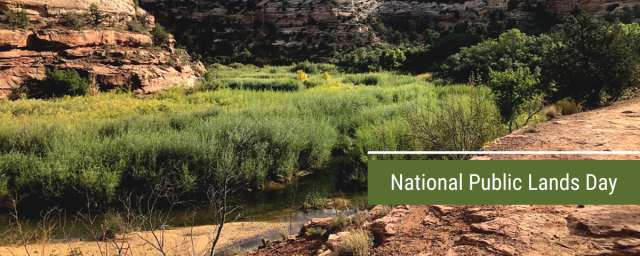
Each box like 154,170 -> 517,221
221,78 -> 304,91
338,48 -> 407,73
438,13 -> 640,111
291,61 -> 338,74
64,11 -> 86,30
3,9 -> 30,29
151,24 -> 170,45
440,29 -> 552,83
126,19 -> 147,33
41,68 -> 90,98
541,14 -> 640,108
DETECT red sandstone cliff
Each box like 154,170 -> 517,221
0,0 -> 204,98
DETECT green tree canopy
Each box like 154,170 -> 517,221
440,29 -> 552,83
488,67 -> 542,131
541,13 -> 640,108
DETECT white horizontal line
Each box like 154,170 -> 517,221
368,151 -> 640,155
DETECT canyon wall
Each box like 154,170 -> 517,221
139,0 -> 640,64
0,0 -> 204,98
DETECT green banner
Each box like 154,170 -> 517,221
368,160 -> 640,205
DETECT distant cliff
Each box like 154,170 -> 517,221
138,0 -> 640,64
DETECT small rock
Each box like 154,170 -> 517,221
431,205 -> 454,216
318,249 -> 333,256
422,215 -> 440,225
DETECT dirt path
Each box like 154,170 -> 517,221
472,96 -> 640,160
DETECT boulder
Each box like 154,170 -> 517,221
0,30 -> 31,49
325,231 -> 350,251
568,206 -> 640,237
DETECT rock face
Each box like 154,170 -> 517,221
0,0 -> 204,98
139,0 -> 638,64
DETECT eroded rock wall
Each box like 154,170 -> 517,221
0,0 -> 204,98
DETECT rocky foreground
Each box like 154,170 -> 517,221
0,0 -> 204,98
246,98 -> 640,255
245,205 -> 640,255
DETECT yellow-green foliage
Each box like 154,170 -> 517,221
339,229 -> 373,256
297,70 -> 308,82
323,72 -> 332,81
555,99 -> 581,115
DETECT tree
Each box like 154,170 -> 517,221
541,13 -> 640,108
41,68 -> 90,98
439,29 -> 552,83
205,122 -> 261,255
382,48 -> 406,69
151,24 -> 170,46
487,67 -> 542,132
89,3 -> 102,26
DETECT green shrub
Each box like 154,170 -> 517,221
487,67 -> 542,131
339,230 -> 373,256
405,86 -> 504,159
307,227 -> 322,237
543,105 -> 557,119
291,61 -> 338,74
303,189 -> 325,210
89,3 -> 102,26
342,74 -> 380,86
330,212 -> 348,232
151,24 -> 170,45
41,68 -> 90,98
64,11 -> 86,30
103,213 -> 123,239
378,205 -> 391,218
226,247 -> 247,256
555,99 -> 581,115
195,73 -> 226,91
126,19 -> 147,33
3,9 -> 30,29
278,227 -> 289,239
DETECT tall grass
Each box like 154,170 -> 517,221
221,78 -> 303,91
0,67 -> 507,204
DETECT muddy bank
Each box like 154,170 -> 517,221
1,221 -> 287,256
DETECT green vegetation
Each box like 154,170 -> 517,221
221,78 -> 303,91
3,9 -> 30,29
126,19 -> 147,33
339,229 -> 373,256
329,212 -> 348,232
41,68 -> 91,98
541,14 -> 640,108
488,67 -> 542,131
303,189 -> 326,210
151,24 -> 170,46
0,65 -> 509,205
89,3 -> 102,26
64,11 -> 86,30
555,99 -> 582,115
306,227 -> 322,237
440,29 -> 552,83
